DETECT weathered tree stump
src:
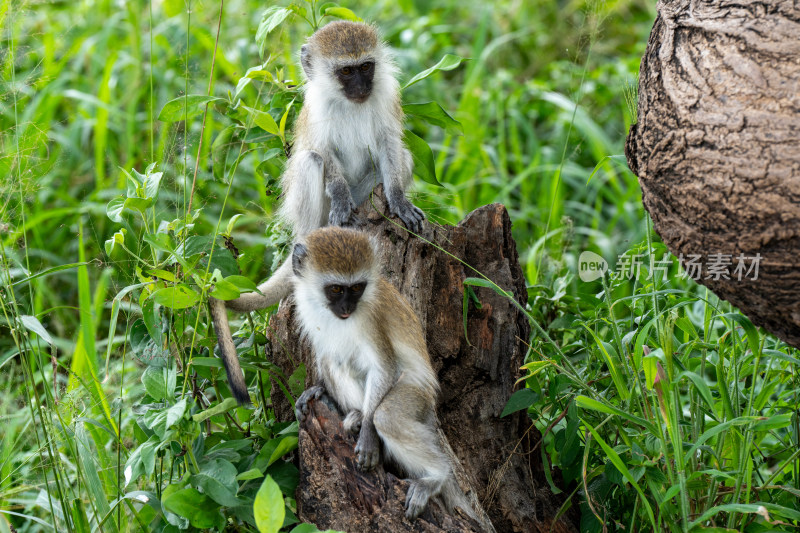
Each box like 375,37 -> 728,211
266,187 -> 578,532
626,1 -> 800,346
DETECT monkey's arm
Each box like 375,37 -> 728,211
378,136 -> 425,232
354,354 -> 394,470
324,155 -> 359,227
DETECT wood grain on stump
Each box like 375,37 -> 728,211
626,1 -> 800,346
266,187 -> 578,532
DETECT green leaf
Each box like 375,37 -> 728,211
322,6 -> 362,21
158,95 -> 224,122
163,488 -> 223,529
501,388 -> 535,417
402,54 -> 467,90
193,397 -> 239,423
149,285 -> 200,310
225,275 -> 259,293
256,7 -> 293,44
104,228 -> 127,256
166,398 -> 188,429
211,279 -> 241,300
403,102 -> 463,135
254,475 -> 285,533
242,105 -> 280,135
237,469 -> 264,481
20,315 -> 54,345
403,130 -> 441,186
677,370 -> 718,418
575,396 -> 657,435
191,459 -> 241,507
106,196 -> 153,223
141,366 -> 176,401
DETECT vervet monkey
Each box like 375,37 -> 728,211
210,20 -> 424,404
292,227 -> 472,521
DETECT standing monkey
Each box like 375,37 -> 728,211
292,227 -> 473,521
210,21 -> 424,403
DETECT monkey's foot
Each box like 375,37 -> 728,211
404,479 -> 433,520
343,410 -> 363,435
295,385 -> 325,422
328,197 -> 360,228
354,423 -> 380,471
389,197 -> 426,233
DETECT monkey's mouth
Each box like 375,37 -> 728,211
349,94 -> 370,103
337,312 -> 351,319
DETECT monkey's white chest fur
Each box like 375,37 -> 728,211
294,293 -> 381,413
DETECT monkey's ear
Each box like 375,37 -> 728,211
300,45 -> 313,80
292,243 -> 308,276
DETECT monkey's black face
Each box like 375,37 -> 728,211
335,62 -> 374,103
324,282 -> 366,319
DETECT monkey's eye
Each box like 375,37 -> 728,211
340,66 -> 352,76
330,285 -> 343,294
351,283 -> 365,293
360,62 -> 373,72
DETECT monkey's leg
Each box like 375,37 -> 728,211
373,384 -> 451,519
280,151 -> 328,237
379,144 -> 425,232
323,156 -> 360,228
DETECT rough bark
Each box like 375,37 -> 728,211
625,1 -> 800,346
266,187 -> 578,532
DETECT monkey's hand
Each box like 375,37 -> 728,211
295,385 -> 325,422
388,194 -> 425,233
354,422 -> 380,471
343,410 -> 363,435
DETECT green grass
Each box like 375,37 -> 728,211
2,0 -> 799,532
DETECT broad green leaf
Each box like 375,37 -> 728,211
242,105 -> 280,135
689,502 -> 800,529
225,214 -> 243,237
142,366 -> 176,401
237,469 -> 264,481
403,102 -> 463,135
268,436 -> 298,467
254,475 -> 285,533
20,315 -> 54,345
403,130 -> 441,186
163,0 -> 183,17
143,169 -> 163,199
106,196 -> 153,223
322,6 -> 361,21
149,285 -> 200,310
582,325 -> 628,401
158,95 -> 224,122
501,388 -> 535,417
165,398 -> 188,429
163,488 -> 223,529
191,459 -> 241,507
402,54 -> 467,90
193,397 -> 239,423
211,279 -> 241,300
225,275 -> 259,293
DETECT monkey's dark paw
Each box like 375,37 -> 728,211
404,480 -> 432,520
295,385 -> 325,422
343,410 -> 363,435
389,198 -> 426,233
354,426 -> 380,471
328,198 -> 359,228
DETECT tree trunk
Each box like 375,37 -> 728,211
266,187 -> 578,532
626,1 -> 800,346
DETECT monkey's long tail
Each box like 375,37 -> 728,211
209,261 -> 294,405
